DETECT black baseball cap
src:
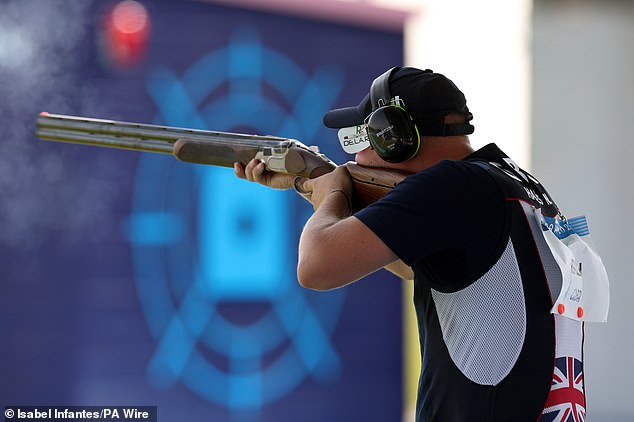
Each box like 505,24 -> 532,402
323,67 -> 474,136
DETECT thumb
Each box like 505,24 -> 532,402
295,177 -> 313,195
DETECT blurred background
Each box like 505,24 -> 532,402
0,0 -> 631,421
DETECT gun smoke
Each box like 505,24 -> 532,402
0,0 -> 123,254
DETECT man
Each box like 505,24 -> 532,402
234,67 -> 608,421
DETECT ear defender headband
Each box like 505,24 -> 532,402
366,67 -> 421,163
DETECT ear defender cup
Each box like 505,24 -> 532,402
366,67 -> 421,163
366,105 -> 420,163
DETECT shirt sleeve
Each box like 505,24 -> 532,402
355,160 -> 504,270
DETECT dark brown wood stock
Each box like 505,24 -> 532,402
174,139 -> 268,168
345,163 -> 410,211
289,148 -> 411,209
173,139 -> 338,179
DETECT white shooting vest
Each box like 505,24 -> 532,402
533,210 -> 609,322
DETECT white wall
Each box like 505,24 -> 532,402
403,0 -> 532,167
532,1 -> 634,420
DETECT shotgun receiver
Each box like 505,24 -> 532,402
36,112 -> 410,210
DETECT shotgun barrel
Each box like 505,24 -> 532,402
36,112 -> 292,152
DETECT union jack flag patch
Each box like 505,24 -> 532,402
540,356 -> 586,422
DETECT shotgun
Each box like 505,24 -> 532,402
36,112 -> 410,210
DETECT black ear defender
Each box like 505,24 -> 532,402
366,67 -> 420,163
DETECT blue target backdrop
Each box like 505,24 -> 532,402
0,1 -> 404,421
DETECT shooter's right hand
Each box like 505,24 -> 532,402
234,159 -> 297,191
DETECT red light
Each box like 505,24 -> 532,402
102,1 -> 150,69
112,1 -> 149,34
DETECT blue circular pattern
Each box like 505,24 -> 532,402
125,28 -> 347,410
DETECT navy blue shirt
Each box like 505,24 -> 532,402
355,144 -> 579,422
356,151 -> 505,291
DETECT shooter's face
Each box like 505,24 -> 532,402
355,147 -> 403,170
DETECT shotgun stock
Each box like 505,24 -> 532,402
36,112 -> 410,209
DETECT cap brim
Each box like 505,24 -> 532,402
323,94 -> 370,128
